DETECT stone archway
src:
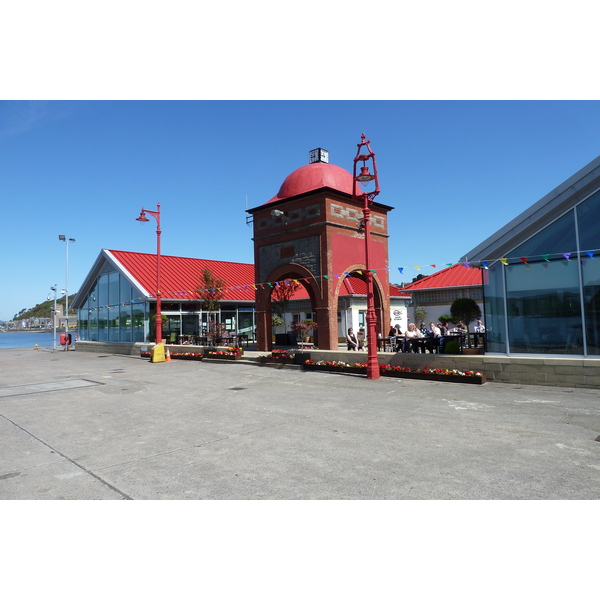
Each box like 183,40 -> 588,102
255,263 -> 321,351
335,266 -> 390,343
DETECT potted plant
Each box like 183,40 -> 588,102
292,320 -> 318,343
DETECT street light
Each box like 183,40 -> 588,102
136,203 -> 162,344
47,285 -> 58,352
352,133 -> 381,380
58,235 -> 75,351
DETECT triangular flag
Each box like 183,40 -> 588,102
356,270 -> 363,275
500,258 -> 508,265
562,253 -> 571,261
267,282 -> 273,288
430,264 -> 436,268
541,254 -> 550,262
586,251 -> 595,259
323,275 -> 329,280
398,268 -> 403,274
519,257 -> 528,265
462,262 -> 470,269
414,266 -> 420,270
481,261 -> 489,269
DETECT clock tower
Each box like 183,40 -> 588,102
247,149 -> 393,351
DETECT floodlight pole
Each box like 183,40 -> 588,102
136,204 -> 162,344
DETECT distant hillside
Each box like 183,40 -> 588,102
13,294 -> 76,321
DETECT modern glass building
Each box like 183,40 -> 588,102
71,250 -> 257,344
462,155 -> 600,356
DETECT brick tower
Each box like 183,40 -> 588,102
247,148 -> 394,351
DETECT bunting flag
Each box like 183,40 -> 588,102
83,248 -> 600,311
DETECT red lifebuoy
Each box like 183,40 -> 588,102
60,333 -> 72,346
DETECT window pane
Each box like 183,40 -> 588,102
576,188 -> 600,252
510,211 -> 576,260
506,260 -> 582,354
483,263 -> 506,352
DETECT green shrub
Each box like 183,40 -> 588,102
444,340 -> 461,354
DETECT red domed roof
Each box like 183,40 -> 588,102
265,161 -> 360,204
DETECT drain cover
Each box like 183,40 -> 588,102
229,387 -> 247,391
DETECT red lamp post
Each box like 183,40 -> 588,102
136,203 -> 163,345
353,133 -> 381,379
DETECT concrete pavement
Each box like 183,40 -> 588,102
1,347 -> 599,499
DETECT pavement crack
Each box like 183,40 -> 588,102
0,412 -> 133,500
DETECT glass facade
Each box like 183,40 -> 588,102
483,187 -> 600,355
77,270 -> 255,343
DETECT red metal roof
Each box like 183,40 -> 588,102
108,250 -> 256,302
107,250 -> 408,301
400,263 -> 483,291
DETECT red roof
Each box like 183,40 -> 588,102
106,250 -> 409,301
107,250 -> 256,302
400,263 -> 483,291
265,161 -> 361,204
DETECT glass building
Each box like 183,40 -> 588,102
462,155 -> 600,356
71,250 -> 257,344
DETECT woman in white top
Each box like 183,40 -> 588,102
404,322 -> 422,352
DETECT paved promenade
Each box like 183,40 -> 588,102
1,347 -> 599,500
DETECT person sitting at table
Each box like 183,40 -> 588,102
473,319 -> 485,345
454,321 -> 468,334
347,327 -> 363,351
426,322 -> 442,354
404,322 -> 423,352
388,324 -> 403,352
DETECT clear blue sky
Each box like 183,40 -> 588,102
2,100 -> 600,320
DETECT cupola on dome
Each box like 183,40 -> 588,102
265,161 -> 360,205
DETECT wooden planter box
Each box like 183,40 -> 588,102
170,354 -> 204,361
205,352 -> 242,360
304,364 -> 486,384
381,370 -> 486,384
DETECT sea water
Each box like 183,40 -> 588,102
0,332 -> 61,349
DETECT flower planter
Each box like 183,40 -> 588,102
205,352 -> 242,360
304,362 -> 486,384
381,371 -> 486,384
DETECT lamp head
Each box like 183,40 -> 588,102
59,235 -> 66,241
356,166 -> 375,186
271,209 -> 285,217
136,210 -> 149,222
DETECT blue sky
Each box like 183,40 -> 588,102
2,100 -> 600,320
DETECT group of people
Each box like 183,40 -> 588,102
346,319 -> 485,354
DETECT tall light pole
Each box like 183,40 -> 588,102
59,235 -> 75,351
48,285 -> 58,352
136,203 -> 162,344
353,133 -> 381,379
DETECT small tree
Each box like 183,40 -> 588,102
414,306 -> 427,326
197,268 -> 226,339
271,279 -> 301,329
450,298 -> 481,332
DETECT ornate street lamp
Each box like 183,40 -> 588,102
136,203 -> 163,345
352,133 -> 381,379
58,235 -> 75,351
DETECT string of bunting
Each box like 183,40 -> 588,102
86,248 -> 597,309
